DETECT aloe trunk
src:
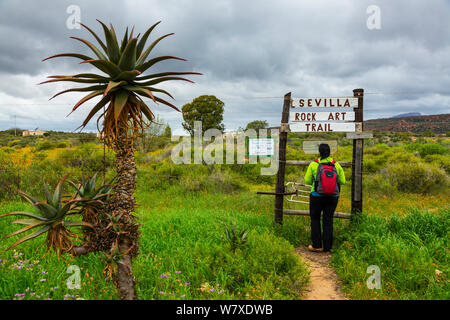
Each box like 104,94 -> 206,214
110,130 -> 139,300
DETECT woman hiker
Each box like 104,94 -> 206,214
304,143 -> 346,252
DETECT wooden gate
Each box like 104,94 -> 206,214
262,89 -> 371,224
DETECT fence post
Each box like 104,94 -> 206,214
274,92 -> 291,224
351,88 -> 364,216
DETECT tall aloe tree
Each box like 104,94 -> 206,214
41,20 -> 200,299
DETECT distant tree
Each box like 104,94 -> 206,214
140,115 -> 171,152
145,115 -> 166,137
4,128 -> 23,136
245,120 -> 268,131
182,95 -> 225,136
163,125 -> 172,138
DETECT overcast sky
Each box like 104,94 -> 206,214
0,0 -> 449,135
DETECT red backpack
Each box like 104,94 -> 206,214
314,159 -> 340,195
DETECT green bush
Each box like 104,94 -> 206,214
424,154 -> 450,174
418,144 -> 448,157
56,141 -> 68,148
56,143 -> 114,174
7,140 -> 21,147
0,146 -> 16,153
364,173 -> 395,194
36,140 -> 54,151
0,151 -> 20,199
405,142 -> 423,153
364,158 -> 383,173
382,162 -> 448,193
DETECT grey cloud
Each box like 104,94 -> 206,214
0,0 -> 449,133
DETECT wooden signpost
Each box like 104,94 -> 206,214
270,89 -> 370,224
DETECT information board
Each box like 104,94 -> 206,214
247,137 -> 276,157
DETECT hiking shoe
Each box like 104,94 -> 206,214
308,245 -> 323,252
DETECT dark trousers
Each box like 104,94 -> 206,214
309,195 -> 339,251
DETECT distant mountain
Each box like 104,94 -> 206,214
364,113 -> 450,133
392,112 -> 421,118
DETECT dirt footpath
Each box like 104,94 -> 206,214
295,246 -> 348,300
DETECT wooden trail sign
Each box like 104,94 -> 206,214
268,89 -> 367,225
290,111 -> 355,122
289,122 -> 357,133
291,97 -> 358,108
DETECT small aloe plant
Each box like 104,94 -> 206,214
67,174 -> 118,254
221,220 -> 254,254
0,176 -> 92,255
68,173 -> 115,203
67,173 -> 114,229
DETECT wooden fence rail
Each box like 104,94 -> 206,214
283,209 -> 351,219
284,160 -> 352,167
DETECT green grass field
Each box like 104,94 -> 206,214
0,133 -> 449,300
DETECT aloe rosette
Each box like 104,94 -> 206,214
0,176 -> 91,254
41,20 -> 201,148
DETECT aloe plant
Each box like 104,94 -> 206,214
0,176 -> 91,255
68,174 -> 116,253
40,19 -> 200,299
222,221 -> 254,254
68,173 -> 114,203
40,20 -> 201,149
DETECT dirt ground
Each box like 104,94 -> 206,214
295,246 -> 348,300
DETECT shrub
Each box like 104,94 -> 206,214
56,143 -> 114,174
381,162 -> 448,193
405,142 -> 423,153
363,173 -> 395,194
0,146 -> 16,153
56,141 -> 68,148
0,152 -> 20,199
424,154 -> 450,174
36,140 -> 54,151
7,140 -> 21,147
365,144 -> 392,157
364,158 -> 383,173
418,144 -> 448,157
